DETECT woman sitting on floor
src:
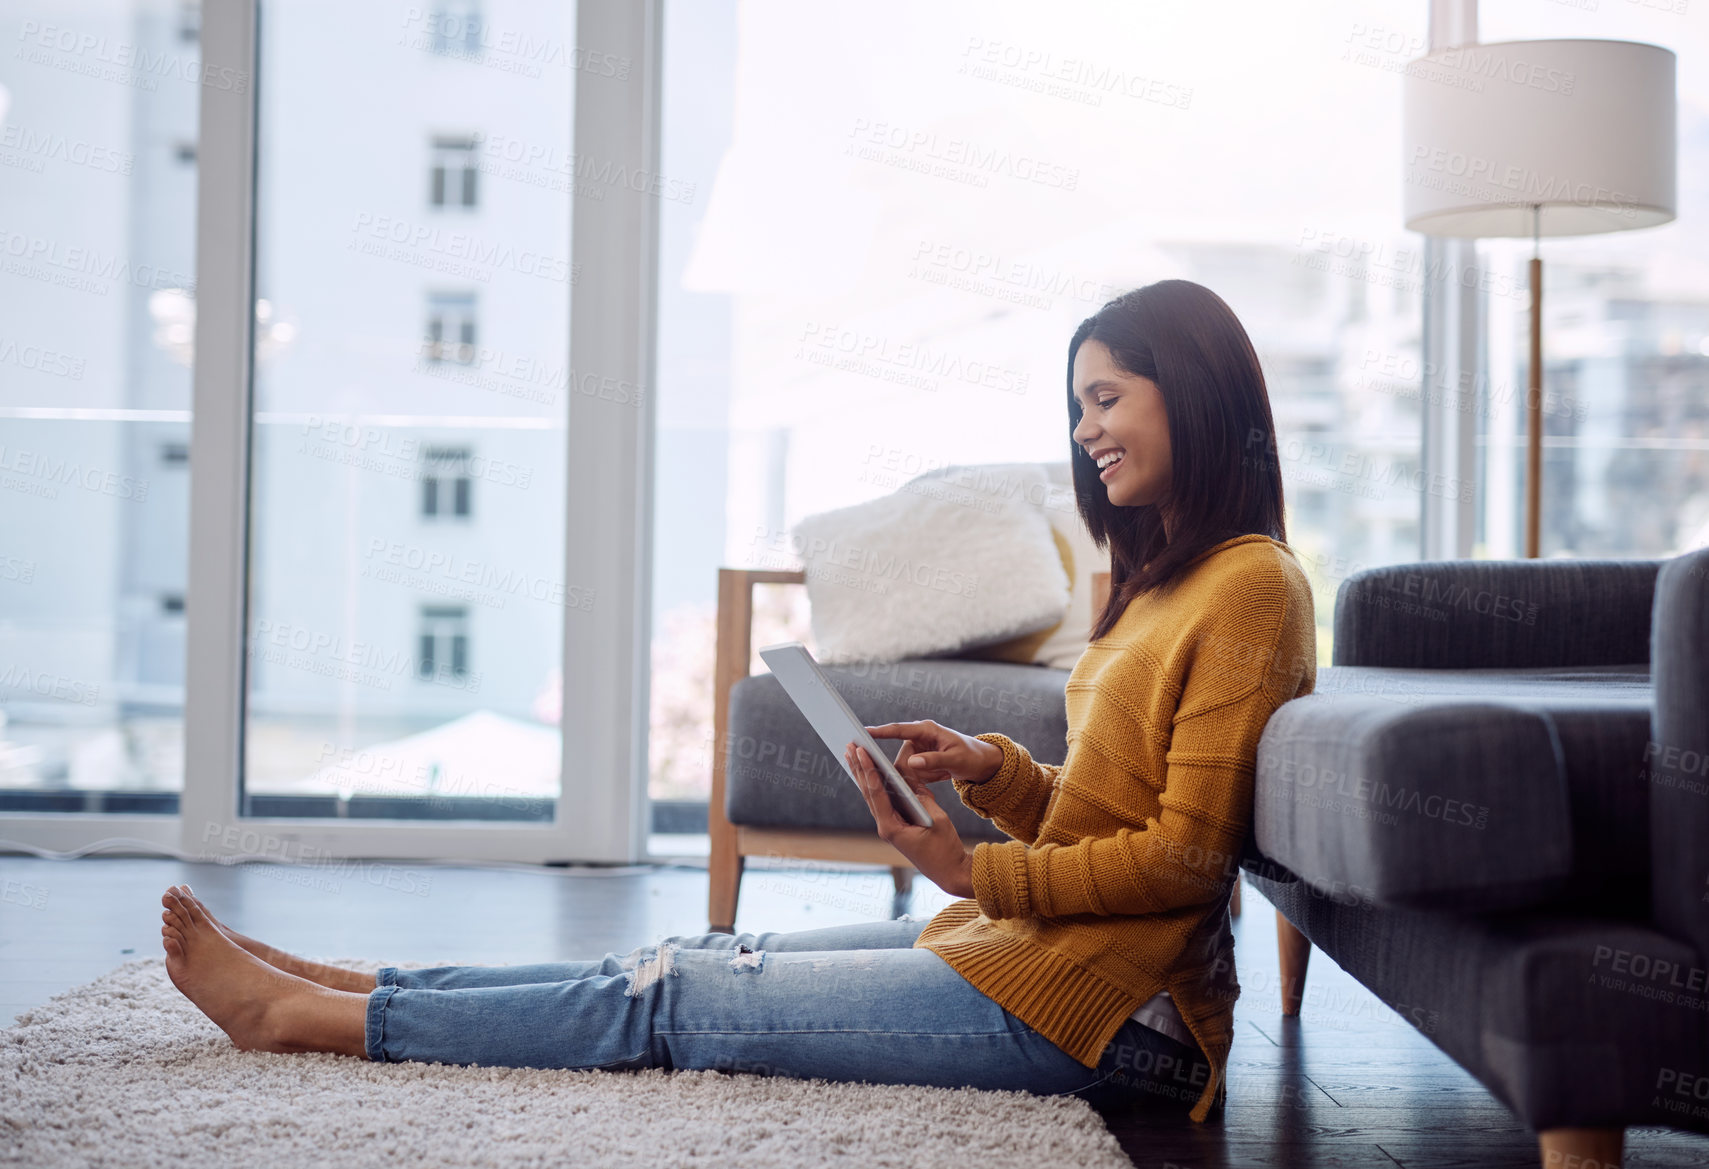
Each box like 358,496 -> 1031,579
158,277 -> 1316,1124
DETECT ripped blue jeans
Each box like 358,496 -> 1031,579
365,917 -> 1210,1110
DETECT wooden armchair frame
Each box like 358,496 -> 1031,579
707,567 -> 1113,932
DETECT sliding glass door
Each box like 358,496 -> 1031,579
0,0 -> 201,852
3,0 -> 660,865
240,0 -> 572,824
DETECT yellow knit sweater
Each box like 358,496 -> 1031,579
913,533 -> 1316,1122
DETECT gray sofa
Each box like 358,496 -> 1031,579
1246,551 -> 1709,1167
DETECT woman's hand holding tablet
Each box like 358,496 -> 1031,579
861,720 -> 1005,786
846,739 -> 977,900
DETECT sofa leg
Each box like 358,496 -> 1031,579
1538,1127 -> 1624,1169
709,851 -> 744,934
1277,910 -> 1310,1016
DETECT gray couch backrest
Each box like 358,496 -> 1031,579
1333,559 -> 1662,669
1650,547 -> 1709,964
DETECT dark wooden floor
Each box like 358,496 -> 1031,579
3,855 -> 1708,1169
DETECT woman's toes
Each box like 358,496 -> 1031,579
182,889 -> 219,926
174,891 -> 208,927
165,890 -> 195,922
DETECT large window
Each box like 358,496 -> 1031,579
241,0 -> 573,821
648,0 -> 1431,803
10,0 -> 1700,862
0,2 -> 201,813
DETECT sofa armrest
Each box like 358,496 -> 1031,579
1650,547 -> 1709,961
1254,693 -> 1573,911
1332,559 -> 1661,669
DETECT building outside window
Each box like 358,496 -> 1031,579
424,291 -> 478,364
421,446 -> 473,519
429,0 -> 483,57
417,605 -> 470,682
429,135 -> 479,208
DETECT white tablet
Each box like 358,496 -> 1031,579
756,641 -> 935,828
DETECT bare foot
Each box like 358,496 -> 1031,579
160,887 -> 315,1052
160,888 -> 371,1059
167,885 -> 375,994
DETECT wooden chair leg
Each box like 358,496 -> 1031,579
709,851 -> 743,934
708,567 -> 762,934
1538,1127 -> 1623,1169
890,866 -> 914,917
1277,909 -> 1311,1016
1230,875 -> 1243,917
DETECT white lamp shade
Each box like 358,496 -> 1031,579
1403,39 -> 1675,239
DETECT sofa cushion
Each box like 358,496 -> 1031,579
724,659 -> 1070,838
1254,664 -> 1652,912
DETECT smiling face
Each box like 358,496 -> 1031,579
1071,338 -> 1174,512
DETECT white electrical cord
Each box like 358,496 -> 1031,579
0,836 -> 698,877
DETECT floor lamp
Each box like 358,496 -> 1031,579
1401,38 -> 1676,557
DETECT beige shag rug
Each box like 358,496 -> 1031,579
0,958 -> 1132,1169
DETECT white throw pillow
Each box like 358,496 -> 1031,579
792,464 -> 1071,664
1034,461 -> 1108,670
905,462 -> 1107,671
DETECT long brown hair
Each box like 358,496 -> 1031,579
1068,280 -> 1287,641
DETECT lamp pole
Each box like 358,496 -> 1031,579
1526,204 -> 1542,559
